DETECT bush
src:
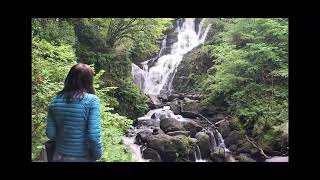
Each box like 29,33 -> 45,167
113,78 -> 149,120
94,69 -> 134,161
32,38 -> 76,160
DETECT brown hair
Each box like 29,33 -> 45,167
58,63 -> 95,103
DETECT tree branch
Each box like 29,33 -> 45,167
245,135 -> 271,159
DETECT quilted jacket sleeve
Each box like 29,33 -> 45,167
88,96 -> 103,160
46,104 -> 56,140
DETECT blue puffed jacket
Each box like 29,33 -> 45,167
46,93 -> 102,160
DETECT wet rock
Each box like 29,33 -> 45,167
210,147 -> 225,162
195,132 -> 212,159
146,134 -> 196,162
217,120 -> 231,139
225,130 -> 242,148
160,117 -> 185,133
182,120 -> 203,137
167,131 -> 190,136
151,110 -> 171,120
135,130 -> 153,145
142,148 -> 162,161
136,118 -> 160,128
169,101 -> 181,115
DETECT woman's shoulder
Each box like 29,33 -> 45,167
85,93 -> 100,102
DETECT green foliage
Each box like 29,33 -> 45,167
99,127 -> 132,162
113,78 -> 149,120
73,18 -> 173,67
32,39 -> 134,161
72,18 -> 170,119
94,70 -> 133,162
32,18 -> 76,46
32,38 -> 76,160
201,18 -> 288,151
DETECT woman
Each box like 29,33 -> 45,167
46,63 -> 102,162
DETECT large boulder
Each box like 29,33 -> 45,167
160,117 -> 185,133
146,134 -> 197,162
195,132 -> 212,159
225,130 -> 242,148
142,148 -> 162,162
146,134 -> 173,153
135,129 -> 153,145
169,100 -> 181,115
182,120 -> 203,137
217,120 -> 231,139
151,110 -> 171,120
210,147 -> 226,162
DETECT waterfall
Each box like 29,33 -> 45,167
122,136 -> 150,162
195,145 -> 201,160
126,18 -> 213,162
215,129 -> 231,153
132,18 -> 211,99
158,35 -> 167,57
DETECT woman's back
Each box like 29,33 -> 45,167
46,63 -> 102,162
46,93 -> 102,160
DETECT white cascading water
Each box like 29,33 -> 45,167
122,136 -> 149,162
127,18 -> 212,162
132,18 -> 211,98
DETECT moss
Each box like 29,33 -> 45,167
171,136 -> 196,156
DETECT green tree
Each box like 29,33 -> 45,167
71,18 -> 172,119
202,18 -> 288,152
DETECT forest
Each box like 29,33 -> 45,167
32,18 -> 288,162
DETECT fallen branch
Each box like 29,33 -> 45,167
196,113 -> 217,129
214,119 -> 226,126
245,135 -> 271,159
181,111 -> 217,129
